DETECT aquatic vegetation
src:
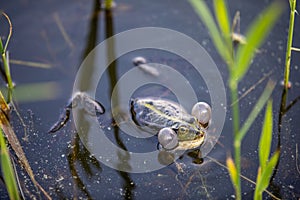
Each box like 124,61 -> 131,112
0,101 -> 19,200
0,13 -> 20,199
0,13 -> 13,102
0,13 -> 51,199
189,0 -> 283,199
103,0 -> 115,10
254,101 -> 280,199
283,0 -> 297,89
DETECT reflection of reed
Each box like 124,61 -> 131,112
105,8 -> 135,199
66,0 -> 102,198
67,133 -> 102,198
270,87 -> 300,195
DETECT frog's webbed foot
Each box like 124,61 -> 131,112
49,92 -> 105,133
187,149 -> 204,165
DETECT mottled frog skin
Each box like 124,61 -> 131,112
130,98 -> 208,150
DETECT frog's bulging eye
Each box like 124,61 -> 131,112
178,125 -> 189,135
158,128 -> 178,150
191,102 -> 211,128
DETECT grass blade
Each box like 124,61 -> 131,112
259,100 -> 273,171
226,157 -> 239,193
237,80 -> 275,141
233,1 -> 283,82
188,0 -> 231,64
0,38 -> 3,53
213,0 -> 231,37
254,150 -> 280,199
0,128 -> 20,200
0,92 -> 51,199
1,13 -> 12,54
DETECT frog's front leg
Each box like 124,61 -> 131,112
187,149 -> 204,165
48,101 -> 73,133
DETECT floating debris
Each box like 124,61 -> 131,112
132,56 -> 147,66
132,56 -> 160,76
138,64 -> 160,77
232,32 -> 247,45
232,11 -> 247,45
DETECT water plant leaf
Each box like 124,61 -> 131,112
226,157 -> 239,191
188,0 -> 231,64
254,150 -> 280,200
258,100 -> 273,171
0,38 -> 3,53
213,0 -> 231,38
1,12 -> 12,54
237,80 -> 275,142
0,128 -> 20,200
233,1 -> 283,82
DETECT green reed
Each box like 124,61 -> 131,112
188,0 -> 283,199
104,0 -> 114,9
0,13 -> 20,199
0,128 -> 20,200
283,0 -> 296,88
0,13 -> 14,103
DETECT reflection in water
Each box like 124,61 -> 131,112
105,7 -> 135,199
67,134 -> 102,198
65,0 -> 102,198
270,86 -> 300,197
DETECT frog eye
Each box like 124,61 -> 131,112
158,128 -> 178,150
191,102 -> 211,128
178,125 -> 189,135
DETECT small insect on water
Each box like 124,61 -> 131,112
132,56 -> 160,77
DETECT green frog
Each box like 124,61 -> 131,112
130,97 -> 211,151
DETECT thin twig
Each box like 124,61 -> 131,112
9,59 -> 52,69
284,95 -> 300,114
230,70 -> 273,106
291,47 -> 300,51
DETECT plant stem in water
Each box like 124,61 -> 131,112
283,0 -> 296,88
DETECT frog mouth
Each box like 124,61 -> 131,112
176,134 -> 205,150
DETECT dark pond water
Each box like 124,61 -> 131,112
0,0 -> 300,199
